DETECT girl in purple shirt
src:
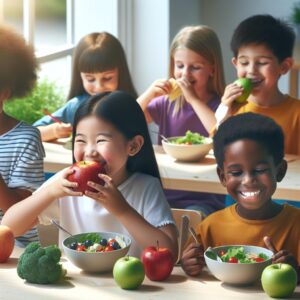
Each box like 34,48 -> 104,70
138,25 -> 226,215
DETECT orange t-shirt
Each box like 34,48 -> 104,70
196,204 -> 300,263
235,96 -> 300,155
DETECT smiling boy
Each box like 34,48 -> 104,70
181,113 -> 300,279
216,14 -> 300,155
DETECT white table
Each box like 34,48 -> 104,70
43,142 -> 300,201
2,247 -> 299,300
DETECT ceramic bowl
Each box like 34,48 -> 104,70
162,136 -> 212,162
62,231 -> 131,273
204,245 -> 273,285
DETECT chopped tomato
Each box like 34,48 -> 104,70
219,250 -> 226,256
76,245 -> 87,252
254,257 -> 265,262
228,257 -> 238,263
104,245 -> 114,252
108,239 -> 117,247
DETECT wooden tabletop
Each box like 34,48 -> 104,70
43,142 -> 300,201
2,247 -> 299,300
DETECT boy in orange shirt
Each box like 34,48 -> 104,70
181,113 -> 300,280
216,14 -> 300,155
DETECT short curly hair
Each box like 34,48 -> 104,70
213,112 -> 284,168
0,25 -> 38,99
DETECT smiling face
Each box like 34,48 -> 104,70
73,115 -> 136,185
80,68 -> 119,96
173,48 -> 214,97
232,44 -> 292,103
217,139 -> 286,218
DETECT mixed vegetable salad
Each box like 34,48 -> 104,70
218,246 -> 269,263
170,130 -> 207,145
67,233 -> 126,253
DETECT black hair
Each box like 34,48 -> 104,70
72,91 -> 161,180
213,112 -> 284,168
231,14 -> 295,62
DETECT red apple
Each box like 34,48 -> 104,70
67,161 -> 106,193
0,225 -> 15,263
141,242 -> 174,281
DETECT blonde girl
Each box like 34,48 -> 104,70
138,25 -> 226,216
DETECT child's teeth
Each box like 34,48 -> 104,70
241,191 -> 259,197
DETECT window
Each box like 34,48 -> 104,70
0,0 -> 74,92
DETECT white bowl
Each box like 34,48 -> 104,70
162,136 -> 212,162
63,231 -> 131,273
204,245 -> 273,285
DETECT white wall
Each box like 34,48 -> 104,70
130,0 -> 170,94
201,0 -> 298,93
73,0 -> 300,96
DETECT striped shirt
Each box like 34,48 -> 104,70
0,122 -> 45,247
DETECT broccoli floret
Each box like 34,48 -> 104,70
17,242 -> 66,284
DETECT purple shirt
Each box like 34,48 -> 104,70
148,95 -> 220,145
147,95 -> 225,214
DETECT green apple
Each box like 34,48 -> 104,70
234,78 -> 252,103
113,256 -> 145,290
261,263 -> 297,298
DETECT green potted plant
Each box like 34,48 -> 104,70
4,78 -> 65,125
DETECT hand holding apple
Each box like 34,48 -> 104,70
67,160 -> 106,193
0,225 -> 15,263
141,241 -> 174,281
261,263 -> 297,298
113,256 -> 145,289
234,78 -> 252,103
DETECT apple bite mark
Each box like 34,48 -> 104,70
67,160 -> 106,194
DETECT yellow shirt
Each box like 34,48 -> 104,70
196,204 -> 300,263
236,96 -> 300,155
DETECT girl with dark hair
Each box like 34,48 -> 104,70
3,91 -> 178,258
34,32 -> 137,142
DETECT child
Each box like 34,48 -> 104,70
34,32 -> 138,142
2,91 -> 178,258
215,14 -> 300,155
138,25 -> 226,216
0,25 -> 45,247
181,113 -> 300,278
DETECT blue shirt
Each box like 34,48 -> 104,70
33,93 -> 90,126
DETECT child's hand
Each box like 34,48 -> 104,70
221,82 -> 244,107
52,122 -> 72,139
48,167 -> 82,199
264,236 -> 299,272
181,242 -> 205,276
85,174 -> 130,217
176,77 -> 198,103
215,82 -> 247,127
145,79 -> 172,100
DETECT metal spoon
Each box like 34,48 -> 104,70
150,130 -> 169,143
51,219 -> 73,237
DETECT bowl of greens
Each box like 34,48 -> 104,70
204,245 -> 273,285
162,130 -> 212,162
62,231 -> 131,273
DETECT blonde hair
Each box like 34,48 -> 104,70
169,25 -> 225,114
68,32 -> 137,100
